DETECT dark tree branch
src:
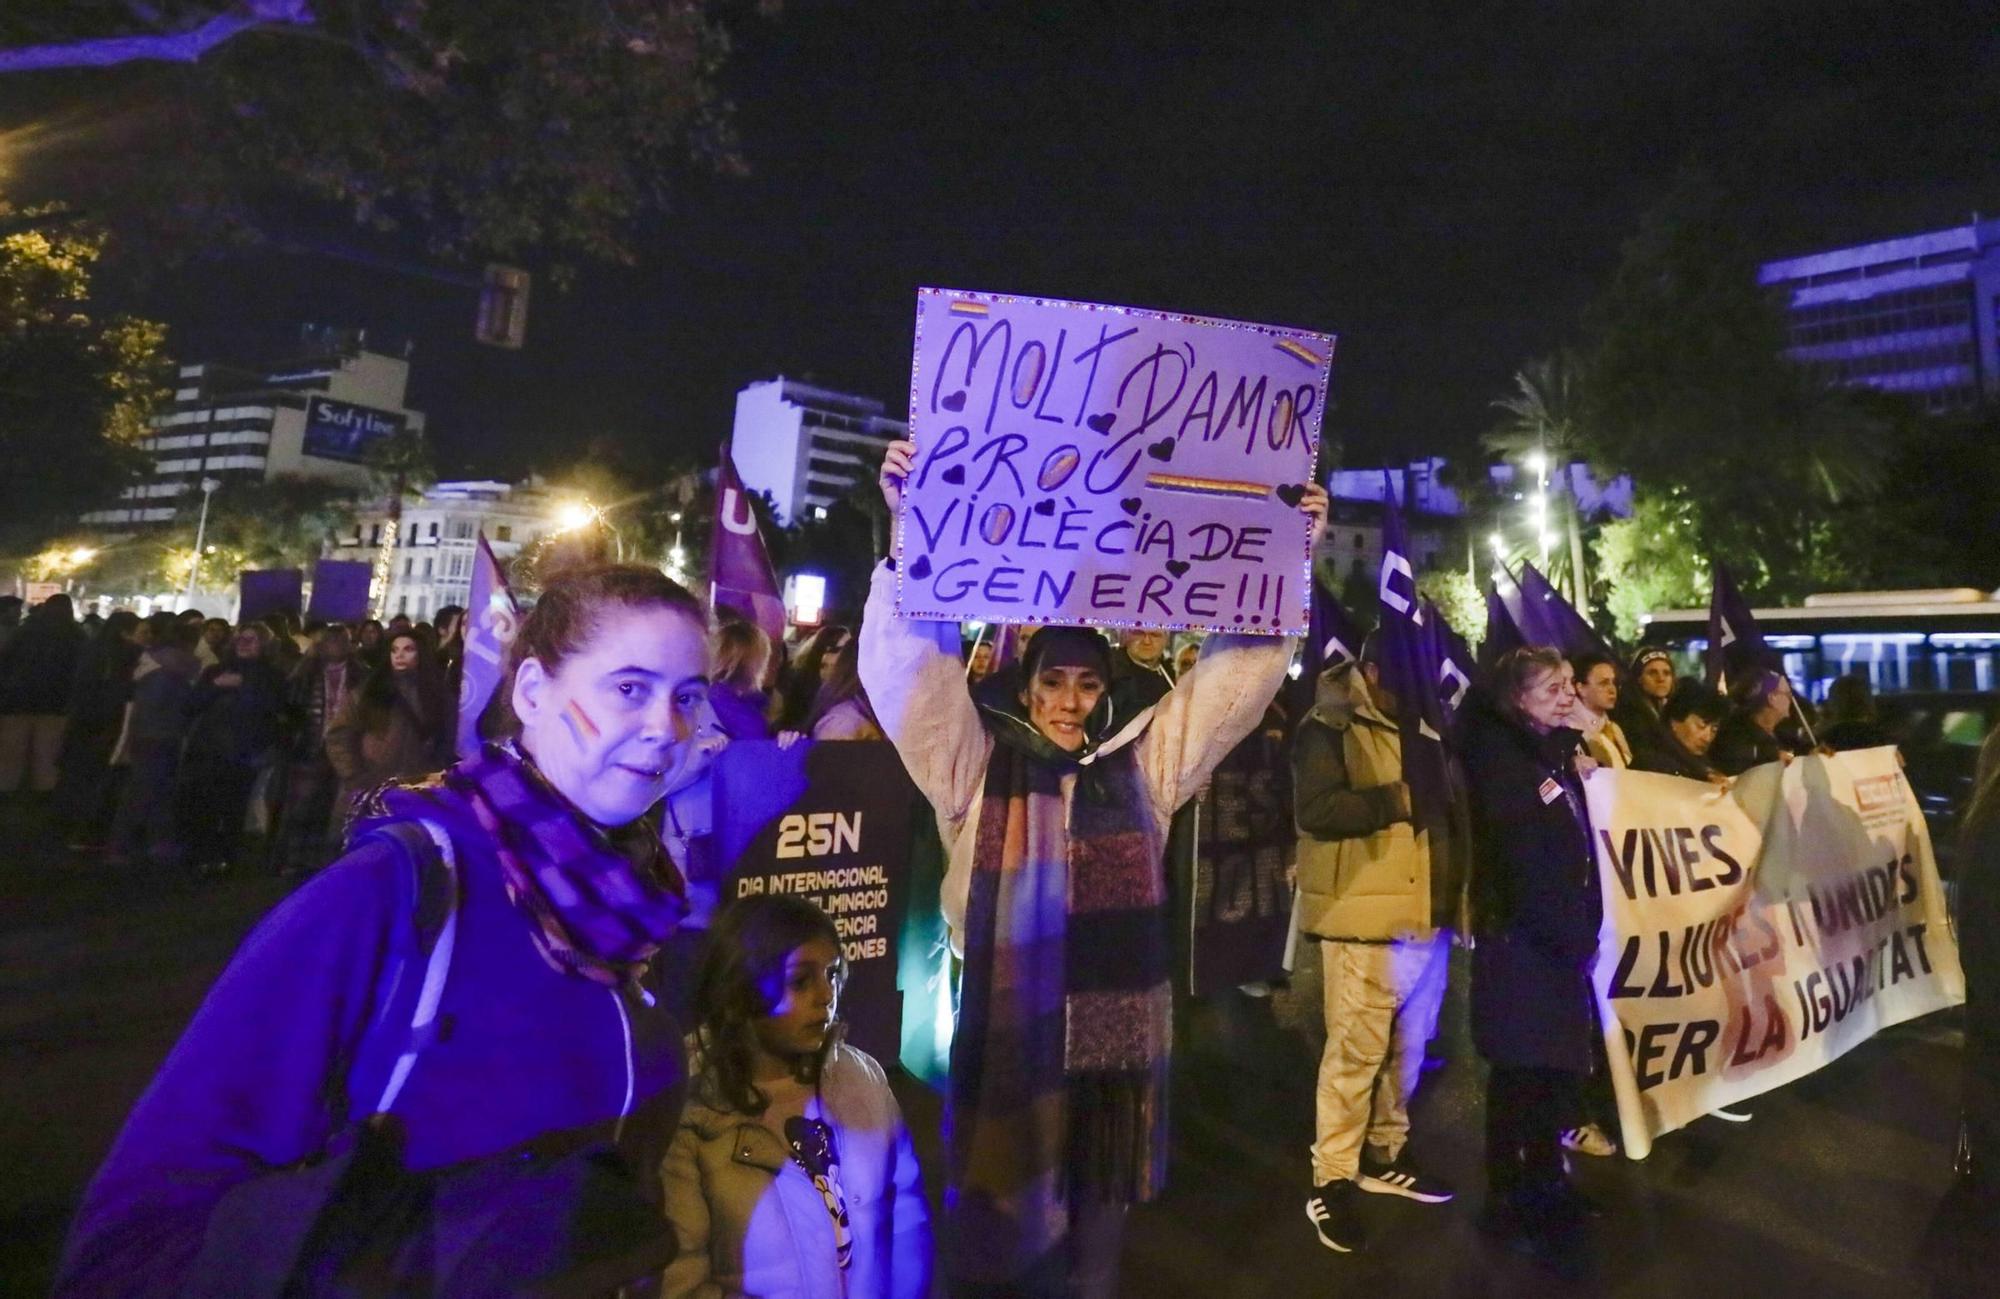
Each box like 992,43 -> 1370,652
0,2 -> 316,73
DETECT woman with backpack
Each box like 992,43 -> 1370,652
662,894 -> 932,1298
59,563 -> 728,1297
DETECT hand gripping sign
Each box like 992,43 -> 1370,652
896,288 -> 1335,635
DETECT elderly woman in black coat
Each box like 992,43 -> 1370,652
1459,645 -> 1600,1249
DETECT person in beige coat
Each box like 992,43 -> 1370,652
1570,652 -> 1632,770
661,895 -> 931,1299
1292,643 -> 1470,1253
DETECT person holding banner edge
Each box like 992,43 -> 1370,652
1292,632 -> 1470,1253
864,439 -> 1326,1298
1458,646 -> 1603,1255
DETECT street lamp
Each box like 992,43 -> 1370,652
182,477 -> 222,610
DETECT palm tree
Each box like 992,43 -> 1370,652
362,427 -> 436,617
1486,351 -> 1594,607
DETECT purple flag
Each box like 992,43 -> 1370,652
457,535 -> 520,762
1288,569 -> 1366,723
711,441 -> 787,646
1481,584 -> 1527,669
307,560 -> 372,622
1422,600 -> 1476,721
1377,474 -> 1451,825
1705,563 -> 1774,689
238,569 -> 303,624
1516,561 -> 1613,661
1307,569 -> 1365,677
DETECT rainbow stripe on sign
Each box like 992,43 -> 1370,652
1274,338 -> 1325,367
1146,473 -> 1271,501
948,300 -> 990,316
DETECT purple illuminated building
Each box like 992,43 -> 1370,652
1759,217 -> 2000,413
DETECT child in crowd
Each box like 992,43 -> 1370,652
662,894 -> 932,1299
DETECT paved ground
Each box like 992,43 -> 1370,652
0,795 -> 1977,1297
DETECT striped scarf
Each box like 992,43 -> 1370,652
357,742 -> 686,987
946,723 -> 1172,1283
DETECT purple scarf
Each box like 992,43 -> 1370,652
358,742 -> 686,987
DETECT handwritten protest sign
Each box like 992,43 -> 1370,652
897,288 -> 1334,634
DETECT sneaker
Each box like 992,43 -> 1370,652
1561,1123 -> 1619,1157
1358,1149 -> 1455,1203
1711,1106 -> 1753,1123
1306,1180 -> 1367,1253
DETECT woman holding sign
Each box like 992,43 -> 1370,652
863,439 -> 1324,1298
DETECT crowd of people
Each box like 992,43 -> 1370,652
0,595 -> 464,875
14,438 -> 1975,1296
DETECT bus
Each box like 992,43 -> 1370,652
1640,587 -> 2000,867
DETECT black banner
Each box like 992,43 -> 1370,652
713,740 -> 919,1062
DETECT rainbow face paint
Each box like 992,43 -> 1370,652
561,698 -> 602,748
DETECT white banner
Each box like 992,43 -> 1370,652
1586,748 -> 1964,1158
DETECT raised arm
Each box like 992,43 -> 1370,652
858,440 -> 992,824
1132,483 -> 1327,817
1134,630 -> 1295,818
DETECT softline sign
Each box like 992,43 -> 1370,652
302,395 -> 406,464
896,288 -> 1334,634
1586,749 -> 1964,1158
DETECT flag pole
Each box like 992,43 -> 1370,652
964,621 -> 992,680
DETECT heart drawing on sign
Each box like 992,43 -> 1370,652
1120,498 -> 1142,516
908,555 -> 932,580
941,390 -> 967,412
1086,412 -> 1117,434
941,465 -> 966,485
1275,483 -> 1307,508
1165,560 -> 1191,578
1033,500 -> 1055,515
1146,437 -> 1175,462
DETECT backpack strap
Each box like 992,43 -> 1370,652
353,818 -> 460,1115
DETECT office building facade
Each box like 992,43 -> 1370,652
1758,218 -> 2000,413
730,377 -> 906,525
325,478 -> 564,622
83,328 -> 428,527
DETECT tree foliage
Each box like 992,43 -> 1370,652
1593,491 -> 1710,643
1486,351 -> 1597,607
1416,568 -> 1483,646
1581,172 -> 1890,607
0,207 -> 170,553
0,1 -> 767,271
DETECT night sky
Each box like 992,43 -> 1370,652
11,1 -> 2000,480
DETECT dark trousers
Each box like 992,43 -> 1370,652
178,757 -> 260,869
110,740 -> 181,864
1485,1065 -> 1580,1197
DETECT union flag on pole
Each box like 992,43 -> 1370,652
456,534 -> 519,761
1377,473 -> 1451,825
1705,562 -> 1774,690
711,441 -> 788,645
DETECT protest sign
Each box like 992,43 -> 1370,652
1587,748 -> 1964,1157
306,560 -> 373,622
897,288 -> 1333,634
1181,722 -> 1296,997
238,569 -> 303,623
712,740 -> 919,1063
